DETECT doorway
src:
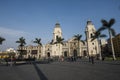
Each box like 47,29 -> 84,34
47,52 -> 50,57
64,51 -> 67,57
73,49 -> 77,57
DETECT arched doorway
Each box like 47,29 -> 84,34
64,51 -> 67,57
73,49 -> 77,57
83,50 -> 87,56
47,52 -> 50,57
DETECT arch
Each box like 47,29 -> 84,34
47,52 -> 50,57
73,49 -> 77,57
91,33 -> 93,38
83,50 -> 87,56
64,51 -> 67,57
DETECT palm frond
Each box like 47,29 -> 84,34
74,34 -> 82,41
97,27 -> 106,32
16,37 -> 26,46
91,31 -> 106,41
101,19 -> 108,27
54,42 -> 57,44
0,37 -> 5,44
16,41 -> 20,43
33,38 -> 42,46
99,34 -> 107,38
55,36 -> 64,45
91,36 -> 96,41
81,40 -> 85,45
50,39 -> 54,44
109,18 -> 115,27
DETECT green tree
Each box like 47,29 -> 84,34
91,31 -> 107,60
74,34 -> 84,57
50,39 -> 54,45
100,18 -> 116,60
0,37 -> 5,45
33,38 -> 42,46
54,36 -> 64,55
16,37 -> 26,59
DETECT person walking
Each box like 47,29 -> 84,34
91,56 -> 94,64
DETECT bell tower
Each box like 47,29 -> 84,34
53,22 -> 62,42
85,20 -> 99,57
52,22 -> 63,57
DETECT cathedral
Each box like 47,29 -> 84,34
17,20 -> 99,59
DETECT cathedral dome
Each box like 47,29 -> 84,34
87,20 -> 93,25
55,22 -> 60,28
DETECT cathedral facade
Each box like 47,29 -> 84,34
17,20 -> 100,59
43,22 -> 88,58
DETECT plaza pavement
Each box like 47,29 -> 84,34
0,60 -> 120,80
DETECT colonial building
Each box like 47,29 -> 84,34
44,22 -> 87,58
17,20 -> 100,59
66,38 -> 87,57
17,45 -> 42,59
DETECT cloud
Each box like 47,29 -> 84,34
0,27 -> 31,51
0,27 -> 29,37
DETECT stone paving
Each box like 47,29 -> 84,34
0,60 -> 120,80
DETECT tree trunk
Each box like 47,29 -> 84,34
86,32 -> 90,62
59,43 -> 60,57
98,39 -> 102,60
109,29 -> 116,60
20,46 -> 23,59
78,40 -> 80,57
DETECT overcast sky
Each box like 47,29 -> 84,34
0,0 -> 120,51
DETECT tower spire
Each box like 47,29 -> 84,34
87,19 -> 93,25
55,22 -> 60,28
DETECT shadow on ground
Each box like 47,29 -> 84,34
33,63 -> 48,80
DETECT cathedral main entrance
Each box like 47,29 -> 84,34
83,50 -> 87,56
73,49 -> 77,57
64,51 -> 67,57
47,52 -> 50,57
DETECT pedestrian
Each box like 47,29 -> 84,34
5,58 -> 8,66
89,57 -> 91,62
91,56 -> 94,64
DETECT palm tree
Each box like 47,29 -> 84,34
54,36 -> 64,56
33,38 -> 42,46
33,38 -> 42,59
74,34 -> 83,57
0,37 -> 5,45
91,31 -> 107,60
100,18 -> 116,60
16,37 -> 26,59
50,39 -> 54,45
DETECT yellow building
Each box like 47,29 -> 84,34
0,52 -> 9,59
0,48 -> 16,59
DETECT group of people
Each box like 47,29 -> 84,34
4,57 -> 16,66
89,56 -> 95,64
